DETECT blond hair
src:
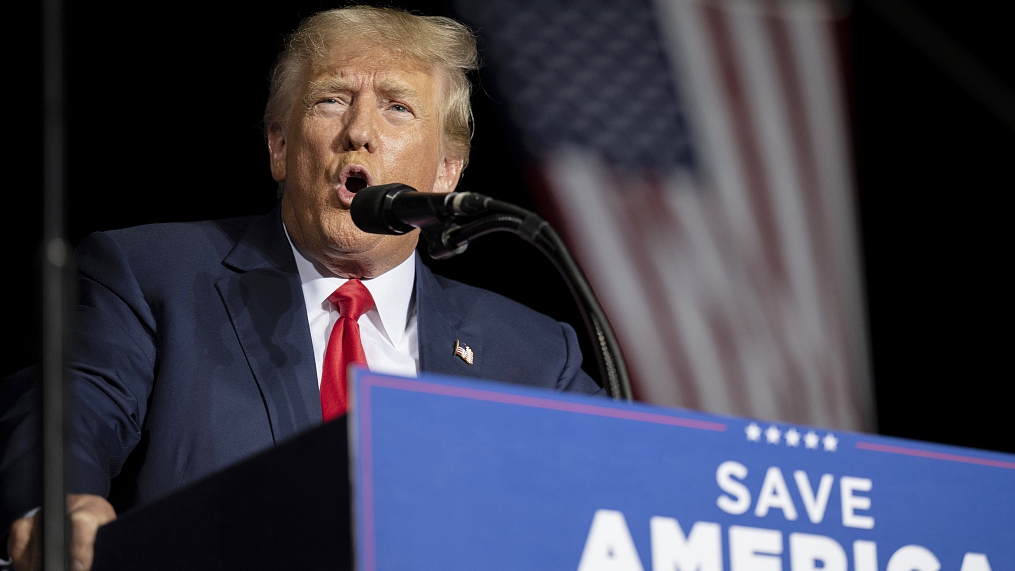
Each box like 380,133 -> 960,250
264,6 -> 478,167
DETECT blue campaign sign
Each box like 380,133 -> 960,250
349,370 -> 1014,571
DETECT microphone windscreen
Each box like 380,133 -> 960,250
350,183 -> 415,235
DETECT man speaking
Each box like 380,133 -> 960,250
2,7 -> 603,570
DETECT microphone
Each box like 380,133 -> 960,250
350,184 -> 633,400
350,183 -> 489,235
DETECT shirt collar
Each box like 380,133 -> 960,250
284,224 -> 416,346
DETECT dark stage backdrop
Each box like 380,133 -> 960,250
4,1 -> 1012,453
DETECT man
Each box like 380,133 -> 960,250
2,6 -> 602,570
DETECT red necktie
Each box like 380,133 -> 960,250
320,279 -> 375,421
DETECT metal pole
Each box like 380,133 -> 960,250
42,0 -> 69,565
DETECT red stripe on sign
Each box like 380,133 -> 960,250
856,441 -> 1015,470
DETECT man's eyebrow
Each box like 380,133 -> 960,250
306,76 -> 355,96
373,79 -> 422,103
305,75 -> 423,104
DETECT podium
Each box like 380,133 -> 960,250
92,418 -> 352,570
93,371 -> 1014,570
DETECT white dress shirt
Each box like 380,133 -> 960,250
285,227 -> 419,385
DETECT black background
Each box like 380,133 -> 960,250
4,0 -> 1012,453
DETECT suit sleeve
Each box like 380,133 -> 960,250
556,322 -> 608,396
0,231 -> 155,545
67,231 -> 158,497
0,366 -> 41,546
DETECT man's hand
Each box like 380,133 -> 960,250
7,494 -> 116,571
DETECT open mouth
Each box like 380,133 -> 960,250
337,165 -> 373,206
345,176 -> 368,193
340,165 -> 372,191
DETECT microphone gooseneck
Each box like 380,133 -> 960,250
349,183 -> 633,401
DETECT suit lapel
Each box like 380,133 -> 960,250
415,256 -> 486,381
216,207 -> 321,444
217,224 -> 479,440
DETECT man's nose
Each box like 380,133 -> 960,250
341,99 -> 377,152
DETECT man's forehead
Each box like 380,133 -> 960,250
303,44 -> 448,109
309,42 -> 434,82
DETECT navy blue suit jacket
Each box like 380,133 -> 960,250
1,205 -> 601,524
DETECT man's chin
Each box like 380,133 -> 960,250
318,232 -> 418,277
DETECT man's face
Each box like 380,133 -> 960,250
269,41 -> 463,278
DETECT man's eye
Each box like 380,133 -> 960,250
390,103 -> 410,113
311,98 -> 346,117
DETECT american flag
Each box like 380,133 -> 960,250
454,0 -> 872,430
455,340 -> 475,365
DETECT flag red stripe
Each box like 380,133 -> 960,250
764,13 -> 844,424
618,175 -> 703,409
703,4 -> 787,288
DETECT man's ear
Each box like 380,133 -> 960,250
267,123 -> 287,182
433,155 -> 465,194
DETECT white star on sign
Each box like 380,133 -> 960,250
785,428 -> 801,447
765,425 -> 781,444
746,422 -> 762,442
804,431 -> 820,449
823,433 -> 839,452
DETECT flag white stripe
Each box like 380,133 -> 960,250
791,15 -> 874,427
740,4 -> 850,425
657,0 -> 758,414
652,183 -> 736,412
657,0 -> 762,254
771,8 -> 849,426
661,188 -> 730,412
621,180 -> 707,407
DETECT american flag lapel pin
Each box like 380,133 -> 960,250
453,339 -> 474,365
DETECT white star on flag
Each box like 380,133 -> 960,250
804,431 -> 820,449
765,425 -> 781,444
823,433 -> 839,452
785,428 -> 801,447
745,422 -> 762,442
